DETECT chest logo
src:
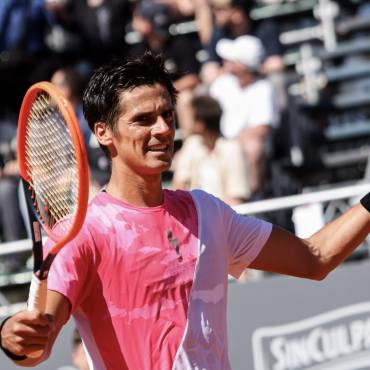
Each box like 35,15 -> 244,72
166,230 -> 182,261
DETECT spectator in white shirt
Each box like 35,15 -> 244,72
171,95 -> 250,206
209,35 -> 280,194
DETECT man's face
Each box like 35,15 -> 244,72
224,59 -> 254,87
213,5 -> 234,27
110,84 -> 175,177
132,12 -> 152,37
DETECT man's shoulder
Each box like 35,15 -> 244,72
249,77 -> 274,95
211,27 -> 232,43
215,137 -> 243,153
210,73 -> 238,96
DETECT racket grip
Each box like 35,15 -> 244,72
27,274 -> 47,358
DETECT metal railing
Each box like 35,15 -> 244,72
1,183 -> 368,254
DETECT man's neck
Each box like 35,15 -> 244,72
203,130 -> 220,151
145,33 -> 166,52
105,162 -> 163,207
228,18 -> 250,38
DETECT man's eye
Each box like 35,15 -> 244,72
163,112 -> 173,119
137,116 -> 148,121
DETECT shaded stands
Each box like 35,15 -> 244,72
239,0 -> 370,231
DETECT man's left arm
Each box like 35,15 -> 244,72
249,203 -> 370,280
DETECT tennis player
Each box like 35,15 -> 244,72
2,53 -> 370,370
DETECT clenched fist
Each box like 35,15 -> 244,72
1,310 -> 55,359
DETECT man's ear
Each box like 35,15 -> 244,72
95,122 -> 113,147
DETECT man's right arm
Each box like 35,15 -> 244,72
1,290 -> 71,367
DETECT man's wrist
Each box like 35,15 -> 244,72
0,317 -> 28,361
360,192 -> 370,213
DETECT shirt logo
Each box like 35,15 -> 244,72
166,230 -> 182,261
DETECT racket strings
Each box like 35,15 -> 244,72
25,91 -> 79,237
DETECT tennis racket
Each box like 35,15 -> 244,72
18,82 -> 89,358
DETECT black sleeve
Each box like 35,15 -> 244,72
172,35 -> 200,76
253,19 -> 283,58
204,28 -> 224,64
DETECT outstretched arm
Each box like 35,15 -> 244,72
1,290 -> 71,367
249,203 -> 370,280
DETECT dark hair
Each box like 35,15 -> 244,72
191,95 -> 222,133
60,67 -> 87,99
231,0 -> 252,16
83,52 -> 178,159
72,329 -> 82,351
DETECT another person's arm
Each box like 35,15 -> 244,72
260,55 -> 285,75
1,291 -> 71,367
173,73 -> 200,92
249,203 -> 370,279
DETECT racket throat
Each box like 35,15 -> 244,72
38,254 -> 57,280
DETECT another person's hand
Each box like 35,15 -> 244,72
1,311 -> 55,358
2,159 -> 19,177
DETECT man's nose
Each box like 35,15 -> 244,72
153,116 -> 171,136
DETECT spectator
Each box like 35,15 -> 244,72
209,35 -> 280,194
171,95 -> 250,206
49,0 -> 132,67
131,1 -> 201,140
71,329 -> 89,370
156,0 -> 214,46
202,0 -> 284,85
0,138 -> 24,243
0,0 -> 59,114
51,67 -> 91,147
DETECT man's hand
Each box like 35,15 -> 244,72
1,311 -> 55,359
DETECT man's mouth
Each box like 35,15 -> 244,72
147,144 -> 168,152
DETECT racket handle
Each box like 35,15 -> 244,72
27,274 -> 47,358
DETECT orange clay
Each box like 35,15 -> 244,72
18,82 -> 89,253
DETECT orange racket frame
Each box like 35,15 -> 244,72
18,82 -> 89,358
18,82 -> 89,256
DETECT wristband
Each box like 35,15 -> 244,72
360,192 -> 370,213
0,317 -> 27,361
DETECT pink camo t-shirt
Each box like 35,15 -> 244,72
44,190 -> 199,370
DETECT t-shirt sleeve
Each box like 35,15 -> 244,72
254,20 -> 283,58
248,81 -> 280,128
221,140 -> 251,200
175,35 -> 200,76
218,200 -> 272,278
44,226 -> 95,319
173,135 -> 202,183
205,28 -> 223,64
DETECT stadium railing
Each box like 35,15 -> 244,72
0,183 -> 368,289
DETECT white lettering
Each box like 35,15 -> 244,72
307,328 -> 325,363
271,337 -> 286,370
350,320 -> 364,352
322,327 -> 338,359
289,337 -> 311,368
364,318 -> 370,349
337,325 -> 352,355
269,316 -> 370,370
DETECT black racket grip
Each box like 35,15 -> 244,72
22,179 -> 43,273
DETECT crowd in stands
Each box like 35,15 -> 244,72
0,0 -> 285,247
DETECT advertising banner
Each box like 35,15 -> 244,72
227,261 -> 370,370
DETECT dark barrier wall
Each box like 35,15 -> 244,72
227,261 -> 370,370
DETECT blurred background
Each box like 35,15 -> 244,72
1,0 -> 370,369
